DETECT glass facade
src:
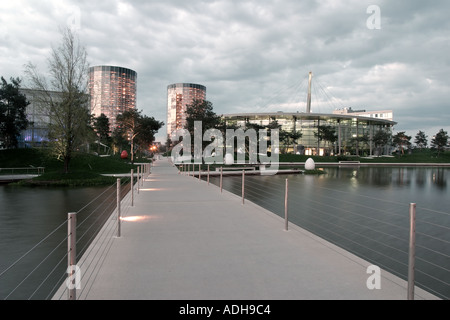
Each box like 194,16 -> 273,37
223,112 -> 396,156
18,89 -> 61,147
167,83 -> 206,138
89,66 -> 137,130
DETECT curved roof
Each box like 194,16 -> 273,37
222,112 -> 396,126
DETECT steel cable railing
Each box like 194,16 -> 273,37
74,177 -> 134,299
0,182 -> 117,300
0,218 -> 69,300
197,166 -> 449,300
1,163 -> 150,300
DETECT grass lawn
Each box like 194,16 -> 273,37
0,148 -> 149,186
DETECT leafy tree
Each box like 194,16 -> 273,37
414,130 -> 428,149
373,130 -> 391,156
431,129 -> 449,157
280,129 -> 302,154
185,99 -> 222,156
25,27 -> 90,173
111,126 -> 128,155
392,131 -> 412,155
185,99 -> 221,137
93,113 -> 111,152
116,109 -> 163,162
93,113 -> 110,143
0,77 -> 30,148
134,115 -> 164,155
315,125 -> 337,155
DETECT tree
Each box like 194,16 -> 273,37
185,99 -> 221,137
280,129 -> 302,154
315,125 -> 337,155
0,77 -> 30,148
25,27 -> 90,173
414,130 -> 428,149
116,109 -> 163,162
431,129 -> 449,157
93,113 -> 111,151
116,109 -> 142,163
111,126 -> 128,155
373,130 -> 391,156
392,131 -> 412,155
185,99 -> 222,154
134,115 -> 164,155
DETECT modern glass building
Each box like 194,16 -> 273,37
167,83 -> 206,138
222,112 -> 396,156
18,88 -> 61,147
89,66 -> 137,130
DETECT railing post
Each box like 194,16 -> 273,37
220,167 -> 223,193
117,178 -> 121,238
407,203 -> 416,300
285,179 -> 289,231
137,166 -> 140,194
131,169 -> 134,206
198,164 -> 201,181
67,212 -> 77,300
207,164 -> 210,185
242,170 -> 245,205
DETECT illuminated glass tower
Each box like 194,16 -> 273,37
167,83 -> 206,137
88,66 -> 137,130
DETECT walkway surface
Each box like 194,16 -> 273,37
55,158 -> 438,300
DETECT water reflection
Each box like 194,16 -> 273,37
0,184 -> 116,300
210,166 -> 450,299
322,166 -> 447,191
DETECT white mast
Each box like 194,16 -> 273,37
306,71 -> 312,113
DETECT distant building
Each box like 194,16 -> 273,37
18,88 -> 62,147
333,107 -> 393,121
222,112 -> 396,156
88,66 -> 137,131
167,83 -> 206,138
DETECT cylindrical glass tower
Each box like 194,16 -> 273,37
89,66 -> 137,130
167,83 -> 206,138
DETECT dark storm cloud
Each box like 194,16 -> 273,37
1,0 -> 449,140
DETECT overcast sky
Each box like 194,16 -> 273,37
1,0 -> 449,142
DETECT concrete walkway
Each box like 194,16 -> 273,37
55,158 -> 438,300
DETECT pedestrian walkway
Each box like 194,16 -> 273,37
55,158 -> 438,300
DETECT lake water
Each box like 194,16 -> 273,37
209,166 -> 450,300
1,166 -> 449,299
0,184 -> 119,300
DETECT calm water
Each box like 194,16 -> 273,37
210,166 -> 450,299
1,167 -> 449,299
0,184 -> 118,300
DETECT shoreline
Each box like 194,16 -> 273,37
2,162 -> 449,185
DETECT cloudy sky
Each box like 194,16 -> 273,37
1,0 -> 449,142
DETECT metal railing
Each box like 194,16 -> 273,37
2,161 -> 447,300
0,163 -> 151,300
0,167 -> 45,175
178,164 -> 449,300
